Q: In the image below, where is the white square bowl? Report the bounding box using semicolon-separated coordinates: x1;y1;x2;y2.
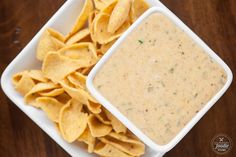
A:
1;0;232;157
86;6;233;157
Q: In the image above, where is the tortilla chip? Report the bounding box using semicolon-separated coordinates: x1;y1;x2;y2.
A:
104;110;126;133
47;28;65;42
36;97;64;122
101;0;118;14
24;82;59;107
94;13;130;44
28;70;49;83
94;142;132;157
14;72;35;96
39;88;64;97
67;72;87;89
58;42;98;62
59;99;87;142
95;109;111;125
37;29;65;61
99;132;145;156
130;0;149;23
78;126;96;153
66;28;90;45
99;39;116;54
88;114;112;137
67;0;94;37
108;0;131;33
42;52;95;82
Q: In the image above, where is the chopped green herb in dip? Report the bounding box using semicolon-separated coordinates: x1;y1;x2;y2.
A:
94;13;226;145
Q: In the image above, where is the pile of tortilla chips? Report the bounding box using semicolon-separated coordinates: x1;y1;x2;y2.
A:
12;0;149;156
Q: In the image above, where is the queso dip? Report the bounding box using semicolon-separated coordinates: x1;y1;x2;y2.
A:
93;13;227;145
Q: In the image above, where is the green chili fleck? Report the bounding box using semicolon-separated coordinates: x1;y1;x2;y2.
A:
138;40;144;44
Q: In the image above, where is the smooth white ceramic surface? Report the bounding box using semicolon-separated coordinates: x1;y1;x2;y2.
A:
86;6;233;157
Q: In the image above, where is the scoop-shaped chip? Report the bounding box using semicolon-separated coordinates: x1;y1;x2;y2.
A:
47;28;65;42
59;99;87;142
78;126;96;153
67;72;87;89
60;80;101;114
28;70;49;83
37;29;65;61
39;88;64;97
94;142;132;157
99;132;145;156
101;0;118;14
42;52;95;82
24;82;59;107
104;110;126;133
93;0;107;10
108;0;131;33
13;72;35;96
12;71;26;87
89;10;99;44
99;40;116;54
94;13;130;44
58;43;98;63
95;109;111;125
67;0;94;37
130;0;149;23
36;97;64;122
88;114;112;137
66;28;90;45
55;92;72;104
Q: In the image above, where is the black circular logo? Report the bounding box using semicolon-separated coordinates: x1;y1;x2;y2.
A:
211;134;232;155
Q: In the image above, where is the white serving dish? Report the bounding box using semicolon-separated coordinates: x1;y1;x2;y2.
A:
1;0;232;157
86;6;233;157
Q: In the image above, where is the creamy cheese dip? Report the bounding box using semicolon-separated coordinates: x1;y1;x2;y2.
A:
93;13;227;145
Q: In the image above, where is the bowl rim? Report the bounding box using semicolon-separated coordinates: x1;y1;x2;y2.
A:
86;6;233;152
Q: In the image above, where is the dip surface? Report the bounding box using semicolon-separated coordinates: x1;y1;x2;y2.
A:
93;13;227;145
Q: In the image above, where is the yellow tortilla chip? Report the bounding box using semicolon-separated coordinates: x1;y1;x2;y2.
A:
36;97;64;122
108;0;131;33
101;0;118;14
39;88;64;97
47;28;65;42
55;92;72;104
95;109;111;125
67;72;87;89
28;70;49;83
93;0;106;10
99;132;145;156
14;72;35;96
67;0;93;37
37;29;65;61
99;40;116;54
42;52;95;82
66;28;90;45
104;110;126;133
24;82;59;107
58;42;98;62
78;126;96;153
88;114;112;137
130;0;149;23
60;80;101;114
94;13;130;44
94;142;132;157
59;99;87;142
12;71;26;87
